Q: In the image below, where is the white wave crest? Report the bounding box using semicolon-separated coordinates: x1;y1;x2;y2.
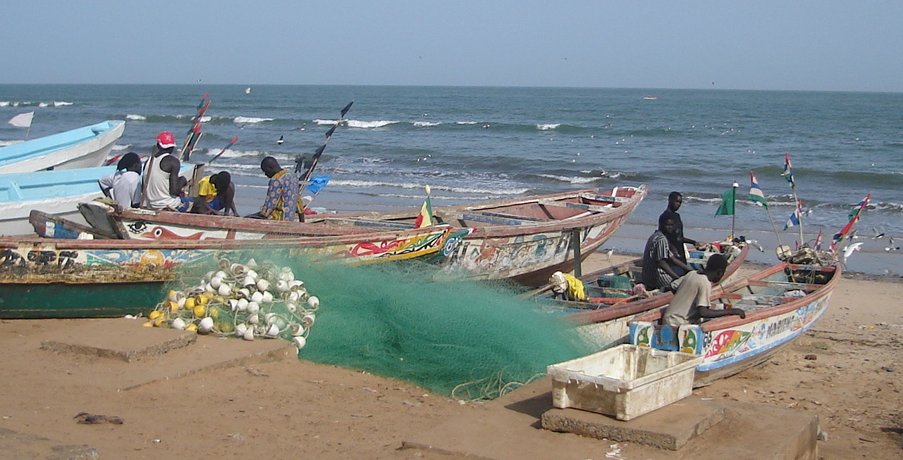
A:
331;179;528;195
537;123;560;130
199;116;211;123
537;174;600;184
414;121;441;127
0;102;8;107
111;144;130;151
455;121;478;125
126;114;146;121
234;116;274;124
204;148;263;159
346;120;398;129
38;102;49;108
53;101;73;107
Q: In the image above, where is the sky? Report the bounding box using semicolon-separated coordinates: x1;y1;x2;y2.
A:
2;1;902;92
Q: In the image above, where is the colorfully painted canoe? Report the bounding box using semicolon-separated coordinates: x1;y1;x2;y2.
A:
0;120;125;173
79;185;647;286
530;240;749;350
628;262;840;387
0;226;453;319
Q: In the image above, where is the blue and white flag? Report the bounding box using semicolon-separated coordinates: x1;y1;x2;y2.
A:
781;152;794;185
784;200;801;230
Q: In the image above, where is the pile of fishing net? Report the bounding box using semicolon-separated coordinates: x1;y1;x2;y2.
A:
153;249;595;400
146;256;318;350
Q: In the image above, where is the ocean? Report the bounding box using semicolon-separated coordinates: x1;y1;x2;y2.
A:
1;84;900;276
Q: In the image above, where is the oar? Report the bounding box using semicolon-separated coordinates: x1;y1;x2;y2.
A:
206;136;239;166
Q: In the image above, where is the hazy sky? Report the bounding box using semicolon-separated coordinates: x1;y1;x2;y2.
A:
3;1;901;92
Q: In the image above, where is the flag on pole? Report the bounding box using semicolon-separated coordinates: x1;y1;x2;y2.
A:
784;200;802;230
814;229;823;251
414;185;434;228
306;175;330;195
748;171;768;208
414;195;434;228
831;193;870;251
714;187;736;216
781;152;794;185
8;111;34;128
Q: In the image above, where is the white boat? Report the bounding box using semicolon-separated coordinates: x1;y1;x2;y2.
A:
1;162;196;236
0;120;125;173
0;166;116;235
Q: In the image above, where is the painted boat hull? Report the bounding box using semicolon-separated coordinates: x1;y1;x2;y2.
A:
628;262;840;387
0;227;453;319
80;185;647;286
529;242;749;350
0;120;125;173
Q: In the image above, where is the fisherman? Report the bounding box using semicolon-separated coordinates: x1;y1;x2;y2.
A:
99;152;142;209
642;214;696;291
253;156;299;220
661;253;745;326
195;171;238;216
660;191;698;265
142;131;195;212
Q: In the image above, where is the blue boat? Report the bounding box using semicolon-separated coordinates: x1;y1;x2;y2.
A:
0;120;125;174
1;162;198;236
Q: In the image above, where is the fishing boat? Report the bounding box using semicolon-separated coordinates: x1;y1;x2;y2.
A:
628;261;840;386
75;186;646;286
0;120;125;173
532;240;749;350
0;224;454;319
0;166;119;236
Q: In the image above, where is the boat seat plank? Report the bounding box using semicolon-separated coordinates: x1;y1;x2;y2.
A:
473;210;545;222
578;192;630;204
541;201;615;213
459;212;534;226
748;280;820;291
328;218;414;230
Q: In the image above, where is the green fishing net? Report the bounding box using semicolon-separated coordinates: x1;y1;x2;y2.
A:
163;249;594;400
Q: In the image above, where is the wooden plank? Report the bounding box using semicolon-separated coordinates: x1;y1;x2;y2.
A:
460;212;529;226
476;210;544;222
748;279;819;291
331;218;414;230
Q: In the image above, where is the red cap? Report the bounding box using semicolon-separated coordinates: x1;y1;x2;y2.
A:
156;131;176;149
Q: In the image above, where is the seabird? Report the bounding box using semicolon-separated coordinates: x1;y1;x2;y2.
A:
843;242;864;264
277;135;284;145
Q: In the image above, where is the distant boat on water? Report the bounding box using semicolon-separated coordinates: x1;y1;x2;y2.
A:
642;96;657;100
245;87;252;95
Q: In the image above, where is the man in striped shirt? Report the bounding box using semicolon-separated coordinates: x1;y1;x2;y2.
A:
641;214;696;291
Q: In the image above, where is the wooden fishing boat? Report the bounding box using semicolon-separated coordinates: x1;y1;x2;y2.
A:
0;120;125;173
78;186;647;286
0;166;117;236
0;225;454;319
628;262;840;386
2;163;198;236
531;240;749;350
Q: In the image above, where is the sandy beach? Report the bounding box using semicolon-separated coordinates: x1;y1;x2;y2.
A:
0;253;900;459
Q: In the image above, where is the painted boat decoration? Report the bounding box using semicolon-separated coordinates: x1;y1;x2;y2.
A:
530;241;749;350
324;186;648;286
0;120;125;173
0;224;454;319
628;262;840;386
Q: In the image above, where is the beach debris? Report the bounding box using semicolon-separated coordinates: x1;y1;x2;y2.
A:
804;354;817;361
144;257;319;351
74;412;124;425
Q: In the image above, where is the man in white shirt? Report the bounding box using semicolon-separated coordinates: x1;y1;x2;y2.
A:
99;152;142;209
662;254;746;327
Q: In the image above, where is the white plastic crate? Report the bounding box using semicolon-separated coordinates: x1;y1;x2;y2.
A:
547;344;702;421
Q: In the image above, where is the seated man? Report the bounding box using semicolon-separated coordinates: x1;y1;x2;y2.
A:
195;171;238;216
142;131;195;212
642;214;696;291
660;191;698;265
99;152;142;209
661;254;745;327
254;156;299;221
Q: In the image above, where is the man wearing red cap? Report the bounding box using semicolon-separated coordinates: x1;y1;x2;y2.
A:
142;131;194;211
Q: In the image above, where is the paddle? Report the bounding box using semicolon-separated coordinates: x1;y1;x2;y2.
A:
180;94;211;161
206;136;239;166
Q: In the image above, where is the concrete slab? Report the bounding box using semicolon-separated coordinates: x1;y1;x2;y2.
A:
26;318;296;391
40;318;196;362
402;377;819;460
541;396;725;450
0;427;97;460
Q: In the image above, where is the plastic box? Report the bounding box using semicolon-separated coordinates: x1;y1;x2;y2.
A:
547;344;702;421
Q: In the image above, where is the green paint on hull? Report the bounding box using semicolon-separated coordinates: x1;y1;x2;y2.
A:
0;281;167;319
